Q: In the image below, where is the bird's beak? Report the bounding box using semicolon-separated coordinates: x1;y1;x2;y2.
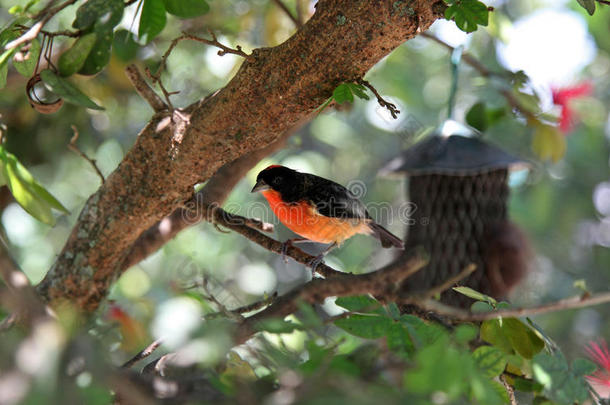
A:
251;179;270;193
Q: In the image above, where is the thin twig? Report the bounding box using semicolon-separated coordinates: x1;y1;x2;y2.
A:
202;204;346;279
272;0;302;27
418;291;610;322
121;338;164;369
16;25;82;38
125;64;167;112
596;0;610;4
421;263;476;299
68;126;105;184
152;31;248;82
500;374;518;405
420;32;537;122
357;79;400;119
201;277;244;321
7;0;79;50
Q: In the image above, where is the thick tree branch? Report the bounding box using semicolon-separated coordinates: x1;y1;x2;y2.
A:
37;0;446;312
234;251;427;344
120;125;295;271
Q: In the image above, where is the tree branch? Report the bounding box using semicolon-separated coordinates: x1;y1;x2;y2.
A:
234;251;428;344
125;64;167;112
357;78;400;119
272;0;302;27
420;31;537;121
69;125;105;184
37;0;446;312
417;292;610;321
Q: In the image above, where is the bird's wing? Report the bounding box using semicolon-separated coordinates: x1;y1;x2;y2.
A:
304;175;370;220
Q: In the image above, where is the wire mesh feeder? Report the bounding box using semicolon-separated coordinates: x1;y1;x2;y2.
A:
383;133;532;307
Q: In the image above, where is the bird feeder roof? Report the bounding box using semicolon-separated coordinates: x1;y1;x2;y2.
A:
382;134;529;176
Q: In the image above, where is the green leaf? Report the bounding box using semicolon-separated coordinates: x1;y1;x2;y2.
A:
453;286;497;305
480;320;513;353
162;0;209;18
513;377;544;393
73;0;124;30
255;318;303;334
13;38;41;77
454;324;478;344
58;33;97;77
346;83;370;100
0;148;68;225
532;352;593;404
139;0;167;44
386;302;401;320
472;346;507;378
400;315;447;347
466;101;488;132
576;0;596;15
502;318;544;359
471;301;494;313
39;69;104;110
113;29;139;62
78;30;113;76
386;322;415;357
335;314;392;339
445;0;489;33
0;48;17;89
335;295;381;313
332;83;354;104
572;358;596;377
532;123;566;163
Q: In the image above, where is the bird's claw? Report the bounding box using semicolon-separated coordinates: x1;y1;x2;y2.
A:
308;254;325;273
280;240;292;264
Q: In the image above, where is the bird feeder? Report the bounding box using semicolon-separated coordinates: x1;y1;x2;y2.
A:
383;129;531;307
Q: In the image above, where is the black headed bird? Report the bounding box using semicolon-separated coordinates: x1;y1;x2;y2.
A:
251;165;403;267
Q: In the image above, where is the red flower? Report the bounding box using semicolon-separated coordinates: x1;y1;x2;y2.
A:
585;339;610;398
551;82;592;134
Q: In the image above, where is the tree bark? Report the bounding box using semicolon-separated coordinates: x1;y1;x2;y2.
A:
36;0;445;312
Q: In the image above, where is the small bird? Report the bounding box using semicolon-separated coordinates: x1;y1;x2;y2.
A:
251;165;403;267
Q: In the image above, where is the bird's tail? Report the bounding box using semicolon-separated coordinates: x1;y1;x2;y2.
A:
368;222;404;249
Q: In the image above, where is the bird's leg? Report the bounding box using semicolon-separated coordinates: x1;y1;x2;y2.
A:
281;238;310;263
309;242;337;273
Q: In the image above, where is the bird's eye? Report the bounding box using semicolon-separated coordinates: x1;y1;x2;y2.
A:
273;177;282;185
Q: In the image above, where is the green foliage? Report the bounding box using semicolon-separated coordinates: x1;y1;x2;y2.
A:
73;0;124;31
13;37;40;77
454;286;498;306
317;82;370;113
533;352;595;404
532;123;566;163
139;0;167;44
77;30;113;76
465;101;506;132
39;69;104;110
444;0;489;32
58;33;97;77
162;0;210;18
576;0;596;15
0;146;68;225
113;29;139;62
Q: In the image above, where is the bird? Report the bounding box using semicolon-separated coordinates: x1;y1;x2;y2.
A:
251;165;403;268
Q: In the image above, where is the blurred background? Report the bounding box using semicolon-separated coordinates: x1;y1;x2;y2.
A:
0;0;609;391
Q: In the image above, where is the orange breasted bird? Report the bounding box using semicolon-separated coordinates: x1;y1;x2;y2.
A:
251;165;403;267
